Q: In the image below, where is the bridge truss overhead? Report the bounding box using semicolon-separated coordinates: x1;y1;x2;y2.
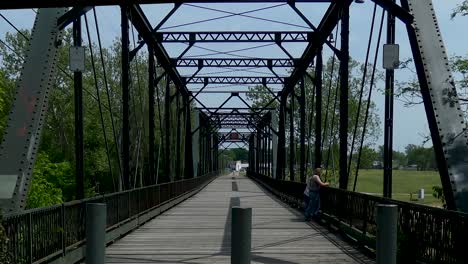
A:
0;0;467;214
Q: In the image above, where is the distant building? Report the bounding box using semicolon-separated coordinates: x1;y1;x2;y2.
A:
235;160;249;171
372;161;383;169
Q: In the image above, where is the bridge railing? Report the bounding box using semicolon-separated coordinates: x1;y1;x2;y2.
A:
3;171;221;264
248;172;468;264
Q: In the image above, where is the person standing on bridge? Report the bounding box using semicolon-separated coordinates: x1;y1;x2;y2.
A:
304;168;329;221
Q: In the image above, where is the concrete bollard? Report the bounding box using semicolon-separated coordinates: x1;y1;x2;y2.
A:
231;207;252;264
86;203;107;264
376;204;398;264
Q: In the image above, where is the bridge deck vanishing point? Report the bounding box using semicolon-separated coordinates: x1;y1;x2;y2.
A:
105;174;375;264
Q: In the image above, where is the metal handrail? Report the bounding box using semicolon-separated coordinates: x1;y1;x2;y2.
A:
248;172;468;264
3;171;221;263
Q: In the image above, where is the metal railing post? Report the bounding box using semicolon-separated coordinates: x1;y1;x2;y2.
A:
28;212;33;263
86;203;106;264
376;204;398;264
61;204;66;257
231;207;252;264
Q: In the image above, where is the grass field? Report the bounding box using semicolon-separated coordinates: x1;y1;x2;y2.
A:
333;169;443;207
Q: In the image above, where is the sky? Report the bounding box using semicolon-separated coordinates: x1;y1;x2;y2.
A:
0;0;467;151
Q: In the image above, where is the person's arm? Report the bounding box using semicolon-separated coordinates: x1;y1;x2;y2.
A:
314;175;329;187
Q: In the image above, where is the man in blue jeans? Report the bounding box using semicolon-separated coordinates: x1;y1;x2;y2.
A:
304;168;329;221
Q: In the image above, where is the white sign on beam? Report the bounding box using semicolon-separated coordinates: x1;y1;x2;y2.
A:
69;46;85;72
383;44;399;70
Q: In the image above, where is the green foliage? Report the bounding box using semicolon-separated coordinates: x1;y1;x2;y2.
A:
0;71;12;142
432;185;446;208
26;152;72;208
355;146;379;169
0;25;191;205
0;214;11;264
405;144;436;171
397;55;468;115
225;148;249;162
451;0;468;18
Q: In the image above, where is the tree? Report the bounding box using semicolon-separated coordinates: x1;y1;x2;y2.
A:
226;148;249;161
0;70;15;142
405;144;436;171
452;1;468;18
397;9;468;116
392;150;407;168
356;146;379;169
0;25;198;206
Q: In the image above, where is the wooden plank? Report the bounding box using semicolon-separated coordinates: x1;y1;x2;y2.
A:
106;174;375;263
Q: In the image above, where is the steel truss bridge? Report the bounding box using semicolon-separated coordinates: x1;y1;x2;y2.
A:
0;0;467;263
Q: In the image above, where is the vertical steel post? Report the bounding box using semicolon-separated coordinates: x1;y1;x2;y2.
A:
260;132;263;174
86;203;106;264
164;76;171;182
300;77;306;183
268;127;271;177
376;204;398;264
231;207;252;264
263;131;267;176
256;131;260;174
61;204;65;256
198;128;202;176
315;48;323;168
289;95;295;181
148;47;156;185
73;18;84;199
28;212;32;262
383;3;396;198
339;4;349;190
276;95;286;180
121;6;130;190
176;92;181;180
184;97;194;179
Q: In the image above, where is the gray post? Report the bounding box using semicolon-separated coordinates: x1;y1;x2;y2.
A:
231;207;252;264
376;204;398;264
86;203;107;264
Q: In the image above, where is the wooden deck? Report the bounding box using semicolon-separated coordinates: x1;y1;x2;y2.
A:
106;174;375;263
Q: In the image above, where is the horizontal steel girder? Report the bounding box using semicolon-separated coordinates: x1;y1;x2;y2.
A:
173;58;299;68
0;0;333;9
184;76;285;84
157;31;312;42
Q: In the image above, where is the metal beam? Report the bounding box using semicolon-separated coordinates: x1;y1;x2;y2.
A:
129;5;189;96
1;0;333;9
57;6;92;30
276;96;287;180
339;3;349;190
163;75;172;183
121;6;131;190
157;31;313;43
148;47;156;184
371;0;413;24
289;94;295;182
314;48;322;168
73;18;84;199
196;107;274;111
184;76;285;84
190;90;281;94
184;96;194;178
281;1;349;98
300;77;306;183
383;0;396;199
401;0;468;212
0;8;67;212
173;58;298;68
